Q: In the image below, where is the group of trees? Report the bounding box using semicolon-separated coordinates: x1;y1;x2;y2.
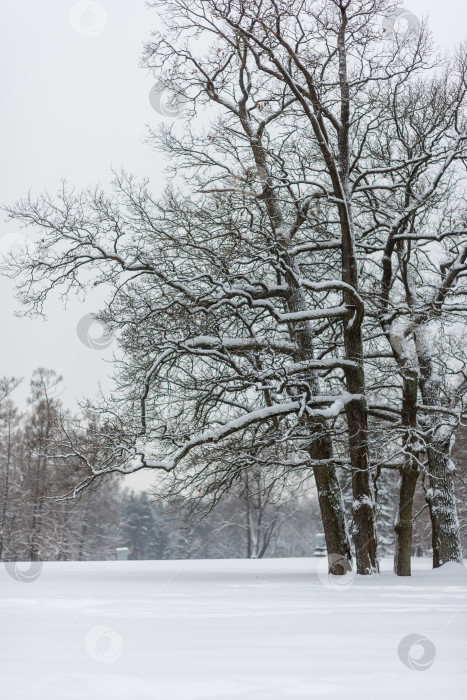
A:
121;489;321;560
0;371;119;561
3;0;467;574
0;371;324;561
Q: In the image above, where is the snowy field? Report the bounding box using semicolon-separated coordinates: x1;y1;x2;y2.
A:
1;557;466;700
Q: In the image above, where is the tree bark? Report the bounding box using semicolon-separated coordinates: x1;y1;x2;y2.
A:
394;368;420;576
338;206;378;574
394;466;419;575
417;342;462;567
426;433;463;567
310;426;352;574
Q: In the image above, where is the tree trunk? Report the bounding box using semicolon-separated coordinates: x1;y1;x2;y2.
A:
394;466;419;575
313;463;352;573
345;382;378;574
339;217;378;574
309;422;352;574
426;435;463;567
417;341;462;567
394;368;420;576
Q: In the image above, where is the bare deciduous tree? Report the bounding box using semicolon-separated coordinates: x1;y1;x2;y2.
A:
3;0;467;575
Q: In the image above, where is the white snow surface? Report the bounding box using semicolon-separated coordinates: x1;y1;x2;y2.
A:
1;557;466;699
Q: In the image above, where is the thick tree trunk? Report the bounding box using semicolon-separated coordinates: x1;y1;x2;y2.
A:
417;342;462;567
309;421;352;574
338;241;378;573
394;466;419;575
394;369;420;576
344;382;378;574
426;436;463;567
339;224;378;574
313;465;352;573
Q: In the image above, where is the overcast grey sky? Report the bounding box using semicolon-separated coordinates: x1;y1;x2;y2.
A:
1;0;160;409
1;0;466;490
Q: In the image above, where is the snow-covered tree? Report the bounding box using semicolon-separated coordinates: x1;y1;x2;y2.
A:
3;0;467;576
0;371;122;562
0;396;22;560
119;491;169;560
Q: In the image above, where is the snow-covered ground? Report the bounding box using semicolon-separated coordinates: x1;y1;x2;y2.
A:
1;557;466;699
